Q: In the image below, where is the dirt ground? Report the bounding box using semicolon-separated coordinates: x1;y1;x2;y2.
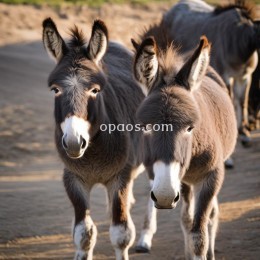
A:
0;2;259;260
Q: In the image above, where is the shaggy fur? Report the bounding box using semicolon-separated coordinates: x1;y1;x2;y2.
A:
133;35;237;259
43;18;144;260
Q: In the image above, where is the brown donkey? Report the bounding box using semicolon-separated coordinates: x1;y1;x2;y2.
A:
42;18;145;260
132;36;237;259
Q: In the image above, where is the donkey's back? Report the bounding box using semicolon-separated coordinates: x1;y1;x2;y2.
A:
164;0;214;52
104;42;144;123
105;42;134;89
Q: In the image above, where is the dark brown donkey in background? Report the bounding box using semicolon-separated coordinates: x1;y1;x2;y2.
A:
42;18;145;260
161;0;260;148
132;36;237;259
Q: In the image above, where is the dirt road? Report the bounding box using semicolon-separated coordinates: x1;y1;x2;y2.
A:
0;2;259;260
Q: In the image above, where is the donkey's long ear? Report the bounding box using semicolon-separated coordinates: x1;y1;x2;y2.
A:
42;18;67;62
175;36;211;91
133;37;159;95
87;20;108;64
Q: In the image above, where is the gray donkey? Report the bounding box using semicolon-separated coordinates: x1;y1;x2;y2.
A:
132;36;237;259
42;18;145;260
161;0;260;147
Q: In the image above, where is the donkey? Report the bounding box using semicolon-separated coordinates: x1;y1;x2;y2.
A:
160;0;260;146
42;18;145;260
132;36;237;259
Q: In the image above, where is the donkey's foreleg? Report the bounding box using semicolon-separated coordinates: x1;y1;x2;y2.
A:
107;175;136;260
188;169;224;260
136;179;157;253
63;169;97;260
207;197;219;260
180;183;194;260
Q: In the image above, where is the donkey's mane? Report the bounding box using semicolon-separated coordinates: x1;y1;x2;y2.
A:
140;21;169;51
214;0;255;20
68;25;87;48
158;45;183;80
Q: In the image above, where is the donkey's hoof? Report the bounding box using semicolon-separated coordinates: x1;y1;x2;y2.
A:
74;250;87;260
224;158;234;169
135;245;150;253
241;135;252;148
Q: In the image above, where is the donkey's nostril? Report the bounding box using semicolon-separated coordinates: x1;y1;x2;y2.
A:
62;135;68;149
151;191;157;202
174;192;180;203
80;136;87;149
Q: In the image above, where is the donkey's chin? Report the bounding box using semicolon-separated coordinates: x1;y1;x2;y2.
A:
154;202;177;210
66;150;86;159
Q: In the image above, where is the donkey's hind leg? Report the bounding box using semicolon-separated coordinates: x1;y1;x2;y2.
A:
207;196;219;260
234;76;252;147
63;169;97;260
180;183;194;260
136;167;157;253
107;168;136;260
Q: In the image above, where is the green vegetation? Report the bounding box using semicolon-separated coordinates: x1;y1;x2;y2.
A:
0;0;259;6
0;0;161;5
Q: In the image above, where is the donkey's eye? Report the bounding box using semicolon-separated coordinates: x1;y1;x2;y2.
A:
91;88;100;95
51;87;60;95
187;126;194;132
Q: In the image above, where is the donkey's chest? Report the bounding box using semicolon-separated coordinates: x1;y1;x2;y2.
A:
64;157;124;185
182;144;219;184
183;162;213;184
60;142;130;185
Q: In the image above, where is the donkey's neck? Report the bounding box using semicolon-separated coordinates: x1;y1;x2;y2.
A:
91;81;133;142
232;24;256;64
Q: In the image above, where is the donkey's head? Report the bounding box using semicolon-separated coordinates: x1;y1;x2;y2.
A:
133;36;211;209
43;18;108;159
